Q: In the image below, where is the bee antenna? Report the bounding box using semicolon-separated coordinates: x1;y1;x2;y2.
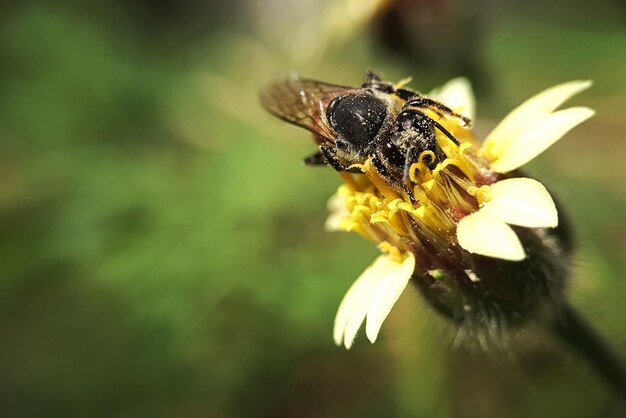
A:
402;108;463;146
430;119;461;146
405;97;472;127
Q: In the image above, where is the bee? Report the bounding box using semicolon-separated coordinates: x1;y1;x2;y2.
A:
260;70;470;190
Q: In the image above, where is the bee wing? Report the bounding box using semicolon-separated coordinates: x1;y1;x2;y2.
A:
260;77;356;142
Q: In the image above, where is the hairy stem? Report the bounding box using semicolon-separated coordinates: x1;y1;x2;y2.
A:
550;303;626;398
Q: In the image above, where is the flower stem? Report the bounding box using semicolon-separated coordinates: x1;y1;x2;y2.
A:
550;303;626;398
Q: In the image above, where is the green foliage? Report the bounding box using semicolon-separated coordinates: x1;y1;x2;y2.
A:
0;1;624;417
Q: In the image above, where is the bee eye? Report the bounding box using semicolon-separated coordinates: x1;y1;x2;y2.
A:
327;94;387;147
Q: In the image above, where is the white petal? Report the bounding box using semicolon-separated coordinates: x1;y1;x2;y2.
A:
484;80;592;159
481;178;558;228
490;107;594;173
325;191;350;231
457;211;526;261
365;252;415;343
429;77;476;121
333;256;387;348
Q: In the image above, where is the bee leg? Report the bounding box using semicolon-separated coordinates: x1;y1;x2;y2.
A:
372;153;416;203
405;97;471;127
371;154;398;187
364;69;382;84
319;145;361;173
371;153;388;176
303;150;328;166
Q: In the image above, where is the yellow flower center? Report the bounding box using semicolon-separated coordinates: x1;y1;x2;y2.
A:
332;113;493;254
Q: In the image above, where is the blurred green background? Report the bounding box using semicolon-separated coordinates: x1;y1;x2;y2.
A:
0;0;625;417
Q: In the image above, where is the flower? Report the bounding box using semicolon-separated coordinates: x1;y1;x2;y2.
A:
329;78;594;348
333;243;415;349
